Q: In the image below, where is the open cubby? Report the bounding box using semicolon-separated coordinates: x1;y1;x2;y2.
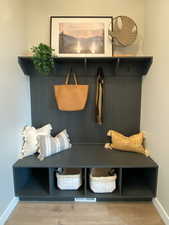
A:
122;168;158;198
14;168;49;198
13;56;158;201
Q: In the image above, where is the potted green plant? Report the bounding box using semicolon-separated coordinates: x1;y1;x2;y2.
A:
31;43;54;75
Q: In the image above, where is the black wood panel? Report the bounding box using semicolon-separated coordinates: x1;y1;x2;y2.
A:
13;168;31;195
30;73;142;143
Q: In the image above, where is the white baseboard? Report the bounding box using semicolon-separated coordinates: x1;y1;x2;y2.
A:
0;197;19;225
153;198;169;225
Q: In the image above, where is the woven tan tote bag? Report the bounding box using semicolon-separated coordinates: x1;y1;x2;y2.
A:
54;72;89;111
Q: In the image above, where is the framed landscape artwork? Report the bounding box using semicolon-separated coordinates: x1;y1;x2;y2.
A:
50;16;113;57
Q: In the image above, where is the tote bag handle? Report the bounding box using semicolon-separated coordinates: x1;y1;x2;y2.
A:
65;69;78;85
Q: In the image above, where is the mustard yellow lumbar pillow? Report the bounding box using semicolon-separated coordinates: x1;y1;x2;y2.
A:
105;130;150;157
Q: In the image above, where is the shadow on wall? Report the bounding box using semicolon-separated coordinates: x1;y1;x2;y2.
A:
114;34;144;56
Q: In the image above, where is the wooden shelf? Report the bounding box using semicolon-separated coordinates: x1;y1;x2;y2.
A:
14;144;158;168
18;56;153;77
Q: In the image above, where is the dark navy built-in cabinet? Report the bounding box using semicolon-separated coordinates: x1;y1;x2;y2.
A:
13;56;158;201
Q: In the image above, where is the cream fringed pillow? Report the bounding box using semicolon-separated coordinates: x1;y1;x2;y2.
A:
105;130;150;156
19;124;52;159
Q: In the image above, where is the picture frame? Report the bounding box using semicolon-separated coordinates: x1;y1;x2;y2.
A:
50;16;113;57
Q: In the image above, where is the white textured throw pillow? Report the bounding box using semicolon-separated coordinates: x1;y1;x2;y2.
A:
37;124;52;136
19;124;52;159
38;129;72;161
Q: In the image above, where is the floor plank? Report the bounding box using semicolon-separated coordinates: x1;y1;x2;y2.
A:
5;202;164;225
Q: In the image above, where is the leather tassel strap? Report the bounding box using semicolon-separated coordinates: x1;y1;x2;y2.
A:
95;67;104;125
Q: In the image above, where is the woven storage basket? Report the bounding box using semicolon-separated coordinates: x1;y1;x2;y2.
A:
90;168;117;193
56;168;82;190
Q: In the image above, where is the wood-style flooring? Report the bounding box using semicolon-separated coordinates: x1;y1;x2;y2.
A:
5;202;164;225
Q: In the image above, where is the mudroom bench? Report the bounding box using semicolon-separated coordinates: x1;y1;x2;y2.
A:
13;144;158;201
13;56;158;202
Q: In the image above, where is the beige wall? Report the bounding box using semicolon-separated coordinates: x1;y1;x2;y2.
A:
25;0;145;56
142;0;169;216
0;0;31;218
